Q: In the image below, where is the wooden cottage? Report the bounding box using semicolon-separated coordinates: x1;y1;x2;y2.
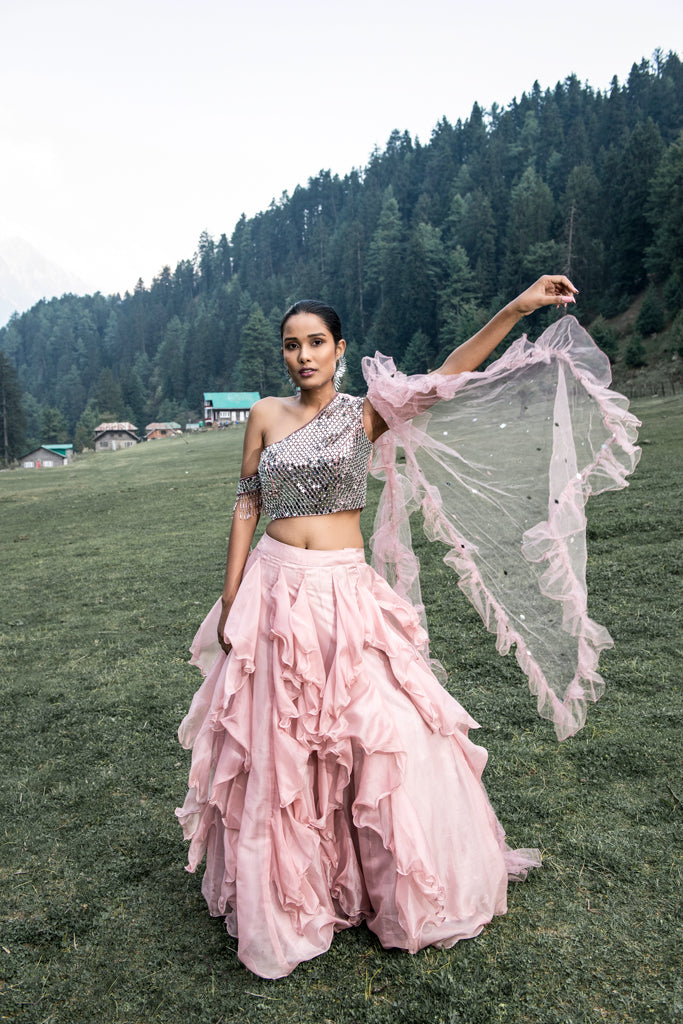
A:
20;444;73;468
94;422;139;451
145;422;182;440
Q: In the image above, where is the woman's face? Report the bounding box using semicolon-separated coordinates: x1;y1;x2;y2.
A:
281;312;345;391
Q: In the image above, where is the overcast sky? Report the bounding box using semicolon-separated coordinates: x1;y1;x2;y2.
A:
1;0;681;297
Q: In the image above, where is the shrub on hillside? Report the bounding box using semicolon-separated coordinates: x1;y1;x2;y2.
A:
625;333;648;368
636;286;666;335
589;316;619;363
663;271;683;314
669;309;683;358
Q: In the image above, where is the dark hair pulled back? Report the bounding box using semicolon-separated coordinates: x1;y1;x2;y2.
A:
280;300;343;345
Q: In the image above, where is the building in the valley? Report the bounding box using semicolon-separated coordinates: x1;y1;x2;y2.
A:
94;422;139;451
145;422;182;440
20;444;74;468
203;392;260;426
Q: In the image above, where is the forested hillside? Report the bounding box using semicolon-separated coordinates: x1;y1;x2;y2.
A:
1;50;682;457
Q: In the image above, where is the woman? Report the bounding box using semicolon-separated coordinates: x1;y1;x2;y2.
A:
176;276;639;978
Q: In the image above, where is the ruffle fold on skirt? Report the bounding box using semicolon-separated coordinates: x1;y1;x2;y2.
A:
175;534;540;979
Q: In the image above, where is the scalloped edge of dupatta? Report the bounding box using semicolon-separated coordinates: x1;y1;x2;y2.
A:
362;316;641;740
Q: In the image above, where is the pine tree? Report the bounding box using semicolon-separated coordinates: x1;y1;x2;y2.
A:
0;352;26;464
609;119;665;294
669;309;683;357
21;394;43;451
400;330;433;374
439;246;480;349
154;317;187;402
562;164;605;297
636;286;666;335
401;222;445;346
96;369;125;421
458;190;498;299
196;230;216;293
42;406;69;444
235;305;282;396
625;333;647;367
120;367;147;429
216;233;232;284
646;132;683;310
55;366;86;434
589;316;619;363
366;187;403;310
73;401;100;452
504;167;556;293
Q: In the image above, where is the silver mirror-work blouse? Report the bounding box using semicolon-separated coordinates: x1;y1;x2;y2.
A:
234;394;373;521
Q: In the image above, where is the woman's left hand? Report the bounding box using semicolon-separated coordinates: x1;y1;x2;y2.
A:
217;598;234;656
511;275;578;317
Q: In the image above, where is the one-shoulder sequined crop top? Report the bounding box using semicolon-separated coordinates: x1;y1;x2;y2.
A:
233;394;373;521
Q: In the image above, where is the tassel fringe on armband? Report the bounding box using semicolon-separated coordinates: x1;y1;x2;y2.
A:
233;474;262;520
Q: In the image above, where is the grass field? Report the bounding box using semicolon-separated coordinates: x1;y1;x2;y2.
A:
1;397;681;1024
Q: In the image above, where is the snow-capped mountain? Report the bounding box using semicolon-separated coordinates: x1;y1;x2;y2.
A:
0;238;91;326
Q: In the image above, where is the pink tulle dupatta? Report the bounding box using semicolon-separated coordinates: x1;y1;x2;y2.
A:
363;315;641;740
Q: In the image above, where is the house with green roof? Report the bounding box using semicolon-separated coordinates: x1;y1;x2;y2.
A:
20;444;73;469
203;392;260;426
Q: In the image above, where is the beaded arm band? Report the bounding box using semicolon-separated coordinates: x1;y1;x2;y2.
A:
233;473;263;520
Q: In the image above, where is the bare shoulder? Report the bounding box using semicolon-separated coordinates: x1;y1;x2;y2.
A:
249;395;282;416
248;394;303;445
247;396;289;428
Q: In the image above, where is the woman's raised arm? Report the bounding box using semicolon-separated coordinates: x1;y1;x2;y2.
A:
363;275;578;442
434;275;577;376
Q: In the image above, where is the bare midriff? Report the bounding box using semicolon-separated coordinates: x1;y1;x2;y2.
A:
265;508;364;550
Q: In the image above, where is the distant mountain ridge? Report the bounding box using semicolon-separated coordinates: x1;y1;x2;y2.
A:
0;238;90;326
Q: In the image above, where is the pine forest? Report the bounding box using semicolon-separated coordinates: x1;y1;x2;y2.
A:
1;50;682;461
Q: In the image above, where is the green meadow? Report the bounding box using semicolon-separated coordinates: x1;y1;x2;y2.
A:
1;397;680;1024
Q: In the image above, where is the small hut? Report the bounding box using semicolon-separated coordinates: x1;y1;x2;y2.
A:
94;422;139;450
145;422;182;440
20;444;73;468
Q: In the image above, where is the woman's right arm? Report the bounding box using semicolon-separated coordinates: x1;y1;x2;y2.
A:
216;402;268;654
363;275;578;442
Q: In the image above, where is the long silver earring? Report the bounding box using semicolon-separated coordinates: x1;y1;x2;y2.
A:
333;353;347;391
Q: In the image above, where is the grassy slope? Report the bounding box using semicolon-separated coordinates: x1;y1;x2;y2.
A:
0;400;680;1024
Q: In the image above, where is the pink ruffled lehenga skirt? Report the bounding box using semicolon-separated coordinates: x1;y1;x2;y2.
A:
175;533;540;979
